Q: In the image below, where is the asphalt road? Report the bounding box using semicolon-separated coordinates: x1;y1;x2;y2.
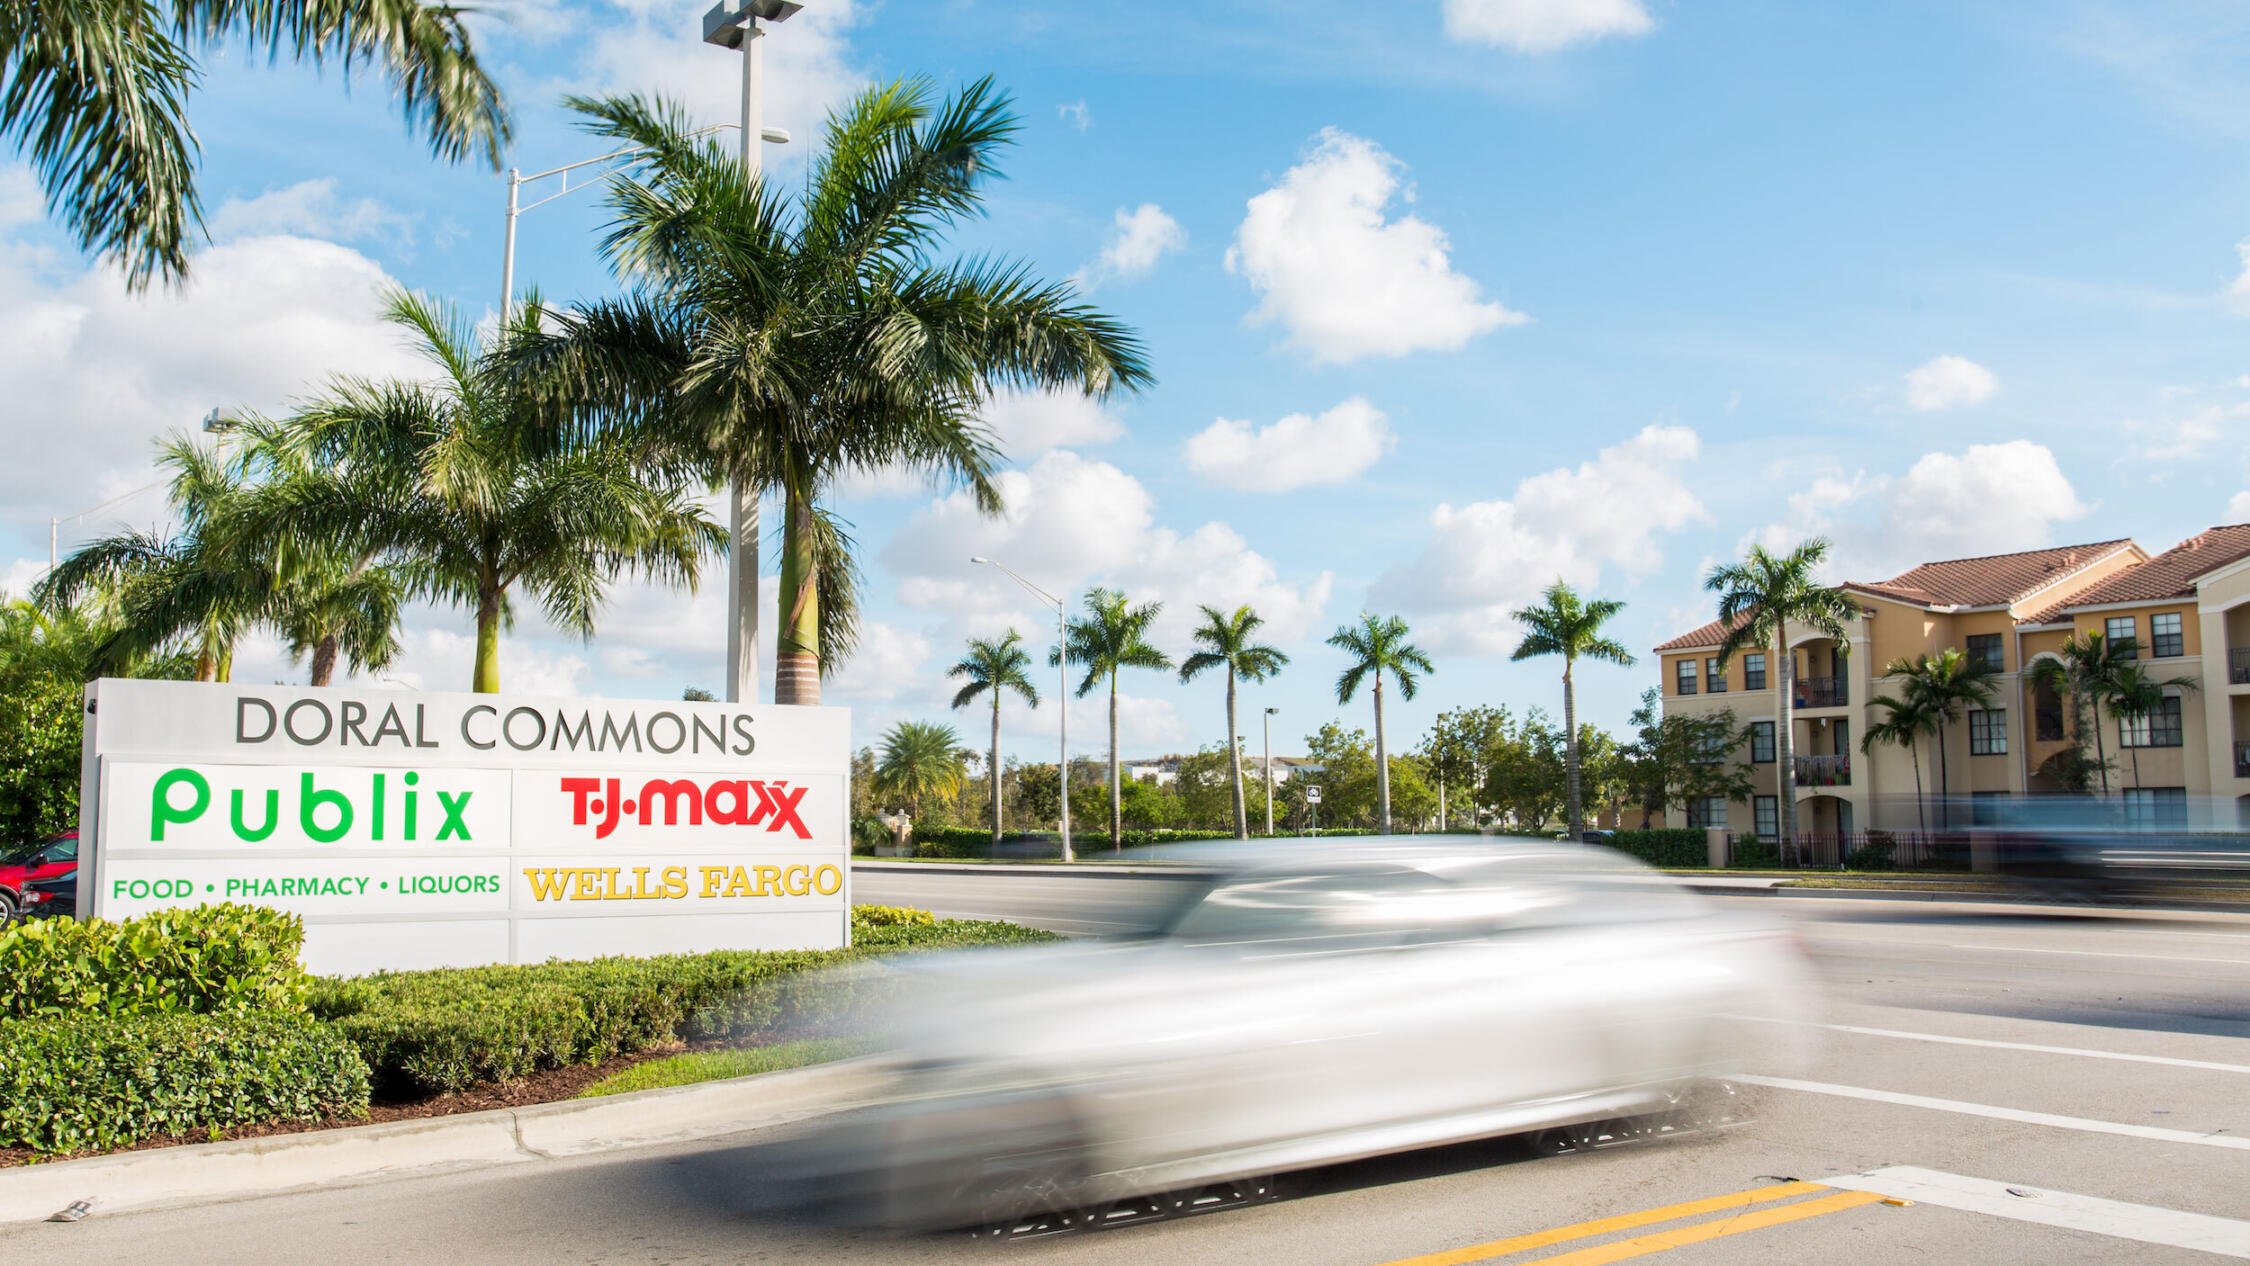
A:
10;868;2250;1265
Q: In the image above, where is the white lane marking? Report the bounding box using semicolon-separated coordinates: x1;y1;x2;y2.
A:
1736;1076;2250;1150
1823;1166;2250;1258
1743;1017;2250;1074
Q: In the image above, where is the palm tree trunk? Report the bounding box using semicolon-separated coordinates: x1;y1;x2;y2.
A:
1911;737;1925;834
990;695;1003;847
1108;671;1122;852
774;485;821;706
1226;667;1247;839
1563;659;1583;840
1934;722;1950;830
194;650;218;683
1374;672;1392;832
1775;626;1797;853
310;634;339;688
473;586;502;694
215;642;233;684
2090;697;2110;797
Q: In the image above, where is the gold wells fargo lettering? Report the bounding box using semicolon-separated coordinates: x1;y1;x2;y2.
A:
519;864;841;902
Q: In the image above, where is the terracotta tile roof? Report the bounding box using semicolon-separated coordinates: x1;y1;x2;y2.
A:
2027;524;2250;621
1861;539;2136;610
1654;612;1751;652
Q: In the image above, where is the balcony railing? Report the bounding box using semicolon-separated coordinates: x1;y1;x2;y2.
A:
1794;675;1847;708
2232;647;2250;685
1794;754;1851;787
2237;741;2250;779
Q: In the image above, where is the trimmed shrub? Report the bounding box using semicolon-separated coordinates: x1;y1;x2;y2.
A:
1604;829;1709;869
1845;830;1898;871
850;904;935;929
1730;837;1781;868
0;1010;370;1154
0;903;309;1021
912;826;991;859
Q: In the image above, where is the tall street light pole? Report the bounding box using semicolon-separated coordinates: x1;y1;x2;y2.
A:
1263;706;1278;837
972;557;1071;863
705;0;802;705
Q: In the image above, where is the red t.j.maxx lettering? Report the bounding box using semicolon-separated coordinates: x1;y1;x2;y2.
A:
558;777;811;840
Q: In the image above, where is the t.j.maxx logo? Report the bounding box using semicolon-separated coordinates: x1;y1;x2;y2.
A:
562;777;811;841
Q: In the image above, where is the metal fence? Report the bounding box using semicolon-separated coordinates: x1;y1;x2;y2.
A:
1724;829;1968;870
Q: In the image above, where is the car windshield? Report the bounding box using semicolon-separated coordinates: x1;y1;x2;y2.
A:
1;835;72;866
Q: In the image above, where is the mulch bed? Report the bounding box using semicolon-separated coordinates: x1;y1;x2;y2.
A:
0;1042;698;1169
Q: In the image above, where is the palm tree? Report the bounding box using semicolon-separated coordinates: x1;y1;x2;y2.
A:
1707;539;1861;848
1328;613;1434;832
1880;649;1998;829
502;81;1151;706
949;630;1041;847
1;0;508;289
1056;588;1172;850
2028;631;2133;797
2106;661;2199;790
1179;604;1290;840
247;290;722;692
874;720;971;821
1861;690;1937;833
1510;580;1635;841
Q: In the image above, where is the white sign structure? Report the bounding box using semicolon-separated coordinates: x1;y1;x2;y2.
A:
78;680;850;975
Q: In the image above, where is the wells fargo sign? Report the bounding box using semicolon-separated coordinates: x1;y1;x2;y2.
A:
79;680;850;974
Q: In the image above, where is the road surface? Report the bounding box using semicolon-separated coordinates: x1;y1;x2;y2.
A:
8;868;2249;1264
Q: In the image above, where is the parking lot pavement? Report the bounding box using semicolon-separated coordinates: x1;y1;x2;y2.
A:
7;884;2248;1265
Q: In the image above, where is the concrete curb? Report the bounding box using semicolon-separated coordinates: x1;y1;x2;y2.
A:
0;1059;883;1226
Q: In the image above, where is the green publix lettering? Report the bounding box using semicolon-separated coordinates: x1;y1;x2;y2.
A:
151;768;474;843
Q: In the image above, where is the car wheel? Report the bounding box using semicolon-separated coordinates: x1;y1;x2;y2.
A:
0;892;17;928
955;1149;1091;1242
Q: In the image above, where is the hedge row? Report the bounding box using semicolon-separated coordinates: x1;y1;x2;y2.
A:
0;903;308;1021
0;1010;369;1154
1602;829;1710;868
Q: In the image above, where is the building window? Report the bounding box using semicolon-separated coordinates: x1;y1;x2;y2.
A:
1754;795;1779;840
1968;708;2007;756
2034;679;2065;742
2106;616;2138;659
1743;652;1767;691
2151;612;2183;658
1686;796;1728;829
1965;633;2004;673
2122;787;2188;829
1749;721;1775;763
2119;696;2183;749
1691;730;1727;764
1705;656;1727;693
1675;659;1698;695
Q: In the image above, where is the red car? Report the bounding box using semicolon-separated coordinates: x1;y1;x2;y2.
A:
0;832;77;926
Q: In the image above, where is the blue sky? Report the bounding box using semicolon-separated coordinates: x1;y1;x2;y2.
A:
8;0;2250;762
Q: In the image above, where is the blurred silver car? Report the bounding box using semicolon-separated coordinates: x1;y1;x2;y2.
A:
778;840;1815;1234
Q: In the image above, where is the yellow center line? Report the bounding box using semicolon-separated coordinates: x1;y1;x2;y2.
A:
1373;1181;1831;1266
1516;1189;1890;1265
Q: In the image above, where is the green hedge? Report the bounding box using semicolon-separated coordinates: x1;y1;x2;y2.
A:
308;909;1057;1096
0;1010;369;1154
1603;829;1710;868
0;903;309;1020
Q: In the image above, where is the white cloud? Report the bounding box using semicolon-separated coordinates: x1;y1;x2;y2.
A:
1443;0;1655;52
1227;129;1525;364
1058;100;1092;131
882;449;1333;650
210;180;414;254
1073;203;1184;290
1743;441;2090;579
2230;489;2250;521
1182;396;1396;492
571;0;866;145
2229;241;2250;314
2131;401;2244;461
1903;354;1999;411
1372;425;1707;653
981;387;1125;455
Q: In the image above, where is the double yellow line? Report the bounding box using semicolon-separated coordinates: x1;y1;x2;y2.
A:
1378;1181;1894;1266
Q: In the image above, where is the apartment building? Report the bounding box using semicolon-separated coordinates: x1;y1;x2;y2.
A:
1653;525;2250;837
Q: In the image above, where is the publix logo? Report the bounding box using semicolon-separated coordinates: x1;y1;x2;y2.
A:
150;768;475;843
562;776;811;841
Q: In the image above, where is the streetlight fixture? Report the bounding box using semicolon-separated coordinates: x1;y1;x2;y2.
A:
705;0;802;706
1263;706;1278;837
971;556;1072;863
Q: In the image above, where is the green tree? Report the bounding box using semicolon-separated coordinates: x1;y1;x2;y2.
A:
2028;631;2132;798
254;290;722;692
2106;659;2198;791
1421;705;1510;830
1861;689;1937;832
507;81;1151;704
1056;587;1172;850
1327;612;1433;832
1302;721;1377;828
1879;648;1998;829
1510;580;1636;841
1;0;508;290
874;720;971;820
948;630;1041;847
1706;538;1860;845
1624;689;1753;830
1178;604;1289;840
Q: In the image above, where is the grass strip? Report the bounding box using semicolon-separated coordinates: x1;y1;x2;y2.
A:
576;1038;862;1098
